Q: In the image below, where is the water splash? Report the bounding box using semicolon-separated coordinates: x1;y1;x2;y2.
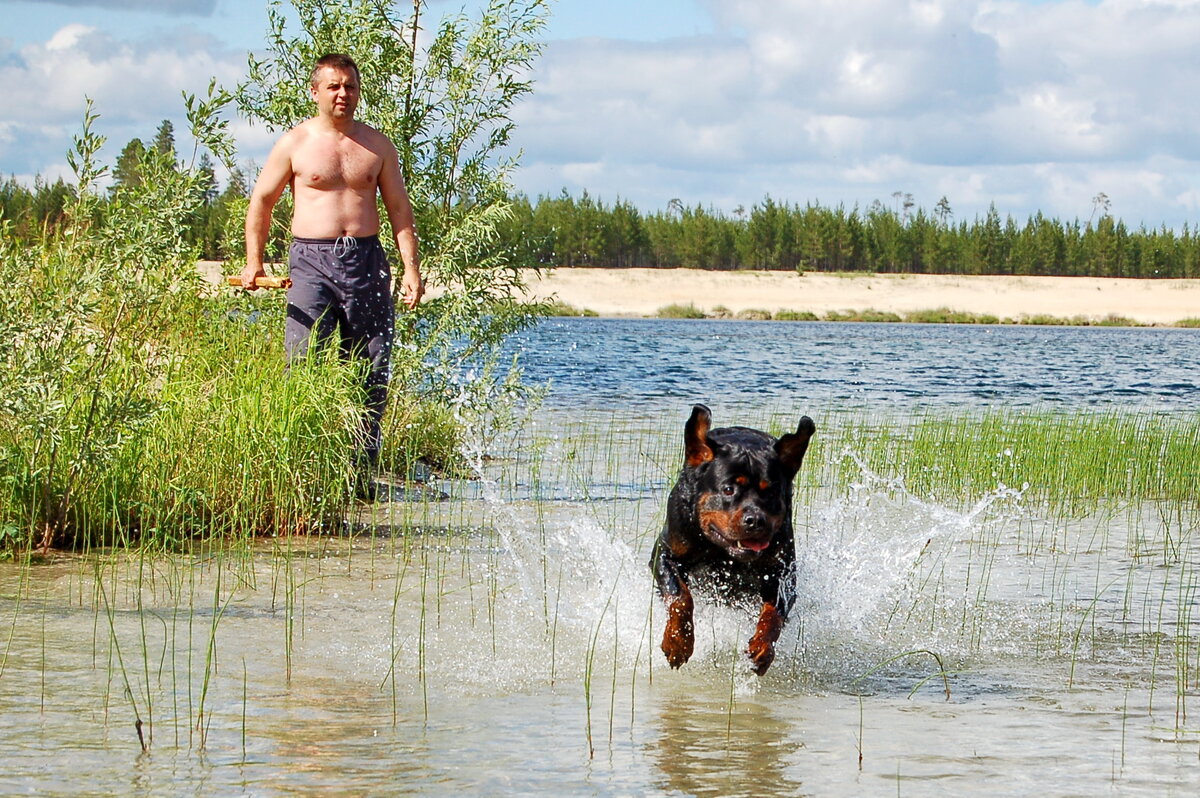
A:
433;436;1032;693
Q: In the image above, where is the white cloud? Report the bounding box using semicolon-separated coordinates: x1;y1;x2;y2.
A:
45;23;93;50
509;0;1200;226
0;23;245;179
6;0;1200;229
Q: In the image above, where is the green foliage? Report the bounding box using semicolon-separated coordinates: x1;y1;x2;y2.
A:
110;137;147;192
0;91;437;549
0;89;239;549
735;308;772;321
494;191;1200;278
131;298;376;543
826;409;1200;513
904;308;1000;325
824;309;903;323
538;299;598;317
0;176;74;238
773;310;819;321
655;303;707;319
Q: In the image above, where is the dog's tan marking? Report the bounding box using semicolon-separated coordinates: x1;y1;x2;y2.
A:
746;602;783;675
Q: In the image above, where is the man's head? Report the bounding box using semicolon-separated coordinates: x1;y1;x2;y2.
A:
310;53;361;121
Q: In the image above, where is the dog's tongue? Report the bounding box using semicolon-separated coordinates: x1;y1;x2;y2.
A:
740;538;771;552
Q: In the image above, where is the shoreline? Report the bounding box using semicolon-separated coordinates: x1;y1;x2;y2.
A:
516;268;1200;326
197;262;1200;326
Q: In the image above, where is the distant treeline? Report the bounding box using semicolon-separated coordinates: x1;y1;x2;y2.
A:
499;191;1200;278
1;120;256;262
6;127;1200;278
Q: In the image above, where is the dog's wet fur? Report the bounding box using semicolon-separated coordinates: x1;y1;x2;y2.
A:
650;404;815;675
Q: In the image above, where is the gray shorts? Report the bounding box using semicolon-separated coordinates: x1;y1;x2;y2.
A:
286;235;395;464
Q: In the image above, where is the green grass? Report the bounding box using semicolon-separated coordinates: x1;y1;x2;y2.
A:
642;305;1166;327
823;309;904;323
537;299;598;317
773;310;819;322
903;308;1000;325
735;308;773;321
655;303;707;319
814;408;1200;511
0;287;468;551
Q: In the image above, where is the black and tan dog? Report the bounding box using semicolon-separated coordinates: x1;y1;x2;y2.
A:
650;404;815;675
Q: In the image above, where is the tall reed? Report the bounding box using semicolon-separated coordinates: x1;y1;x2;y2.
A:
819;408;1200;512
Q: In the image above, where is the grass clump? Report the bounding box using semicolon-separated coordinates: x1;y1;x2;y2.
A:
824;309;903;323
774;310;819;321
735;308;772;321
904;308;999;325
825;408;1200;511
536;299;597;317
656;303;708;319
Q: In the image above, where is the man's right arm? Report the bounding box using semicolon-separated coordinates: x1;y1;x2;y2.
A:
241;135;295;289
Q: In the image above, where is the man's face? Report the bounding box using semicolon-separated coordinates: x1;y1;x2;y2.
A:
310;66;360;120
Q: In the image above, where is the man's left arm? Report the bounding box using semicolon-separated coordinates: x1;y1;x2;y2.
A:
378;139;423;310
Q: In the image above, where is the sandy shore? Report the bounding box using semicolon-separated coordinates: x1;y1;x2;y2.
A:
516;268;1200;326
198;262;1199;325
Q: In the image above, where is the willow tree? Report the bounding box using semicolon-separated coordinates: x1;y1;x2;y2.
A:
236;0;549;428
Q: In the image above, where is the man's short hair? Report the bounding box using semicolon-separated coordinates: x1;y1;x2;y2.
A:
311;53;360;87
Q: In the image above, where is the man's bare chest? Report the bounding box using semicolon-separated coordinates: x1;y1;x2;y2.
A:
293;139;382;192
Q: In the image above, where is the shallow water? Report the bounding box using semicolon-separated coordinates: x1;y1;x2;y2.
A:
3;321;1200;795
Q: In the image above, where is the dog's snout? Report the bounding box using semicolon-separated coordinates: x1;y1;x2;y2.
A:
742;509;762;530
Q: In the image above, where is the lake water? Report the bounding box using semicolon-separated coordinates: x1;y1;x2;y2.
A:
507;318;1200;411
2;320;1199;796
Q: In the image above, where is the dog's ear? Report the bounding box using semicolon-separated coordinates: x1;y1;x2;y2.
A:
684;404;714;467
775;416;815;478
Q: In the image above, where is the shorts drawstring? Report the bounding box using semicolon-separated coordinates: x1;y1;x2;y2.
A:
333;235;358;259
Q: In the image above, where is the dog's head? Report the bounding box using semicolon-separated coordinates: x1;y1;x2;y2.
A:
682;404;815;562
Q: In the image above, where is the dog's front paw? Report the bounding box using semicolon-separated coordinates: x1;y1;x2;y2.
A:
661;596;694;668
746;602;784;675
746;636;776;675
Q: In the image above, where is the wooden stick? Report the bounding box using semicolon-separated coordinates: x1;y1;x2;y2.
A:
226;275;293;289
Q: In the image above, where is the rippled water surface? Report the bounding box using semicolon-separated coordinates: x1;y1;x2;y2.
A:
507;318;1200;410
2;319;1199;796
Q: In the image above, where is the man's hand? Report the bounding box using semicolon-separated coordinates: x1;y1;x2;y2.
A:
400;270;424;310
240;263;266;291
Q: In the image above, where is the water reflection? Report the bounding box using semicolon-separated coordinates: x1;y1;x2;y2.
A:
649;691;807;798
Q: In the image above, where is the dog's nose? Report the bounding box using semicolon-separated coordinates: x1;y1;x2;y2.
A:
742;510;762;530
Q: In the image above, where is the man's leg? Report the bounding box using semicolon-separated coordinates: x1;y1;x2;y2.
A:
338;237;396;488
285;240;341;362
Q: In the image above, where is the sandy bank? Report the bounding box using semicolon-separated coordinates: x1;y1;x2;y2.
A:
517;268;1200;326
198;262;1200;325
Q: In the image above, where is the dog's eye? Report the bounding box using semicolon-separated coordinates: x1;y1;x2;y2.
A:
721;484;737;497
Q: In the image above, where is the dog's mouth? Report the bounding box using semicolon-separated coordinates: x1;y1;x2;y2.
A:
704;523;772;556
736;538;772;553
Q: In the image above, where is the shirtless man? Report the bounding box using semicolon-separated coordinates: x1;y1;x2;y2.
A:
243;53;423;497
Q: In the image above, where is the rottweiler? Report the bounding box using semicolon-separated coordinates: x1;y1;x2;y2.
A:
650;404;816;675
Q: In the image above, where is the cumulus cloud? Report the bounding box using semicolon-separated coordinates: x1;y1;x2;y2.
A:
5;0;1200;227
508;0;1200;226
0;22;244;179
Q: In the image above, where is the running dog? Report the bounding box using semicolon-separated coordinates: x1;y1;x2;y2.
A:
650;404;815;675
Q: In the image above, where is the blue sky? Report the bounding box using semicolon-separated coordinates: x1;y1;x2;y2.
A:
3;0;1198;228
